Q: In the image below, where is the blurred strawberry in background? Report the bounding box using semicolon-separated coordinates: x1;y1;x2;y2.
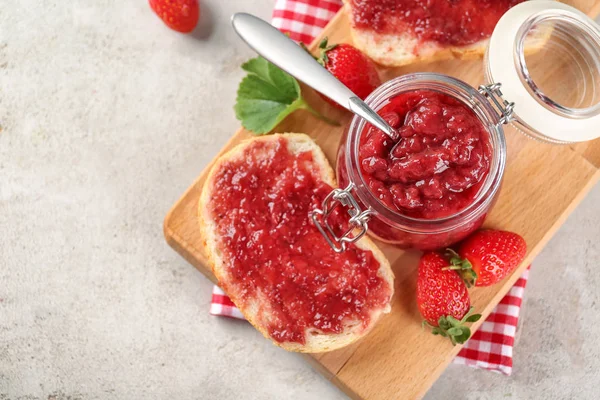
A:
149;0;200;33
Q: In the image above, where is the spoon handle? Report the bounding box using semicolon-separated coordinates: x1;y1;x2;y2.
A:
231;13;398;140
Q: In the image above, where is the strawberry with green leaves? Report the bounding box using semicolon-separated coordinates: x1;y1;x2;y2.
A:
417;252;481;345
446;230;527;287
311;38;381;108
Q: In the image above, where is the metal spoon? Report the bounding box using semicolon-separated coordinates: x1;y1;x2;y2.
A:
231;13;399;141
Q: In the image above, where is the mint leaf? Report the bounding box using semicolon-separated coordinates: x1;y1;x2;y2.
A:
235;56;338;135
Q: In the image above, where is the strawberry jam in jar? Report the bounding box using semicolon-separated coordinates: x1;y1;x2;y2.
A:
332;74;507;250
357;90;493;221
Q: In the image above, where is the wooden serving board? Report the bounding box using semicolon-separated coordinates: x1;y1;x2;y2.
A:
165;2;600;399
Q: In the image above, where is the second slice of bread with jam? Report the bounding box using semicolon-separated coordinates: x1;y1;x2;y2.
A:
342;0;549;67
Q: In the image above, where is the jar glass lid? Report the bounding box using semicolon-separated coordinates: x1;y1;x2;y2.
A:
486;0;600;143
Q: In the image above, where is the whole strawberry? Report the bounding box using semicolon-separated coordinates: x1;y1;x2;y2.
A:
448;230;527;287
314;38;381;108
417;252;481;345
149;0;200;33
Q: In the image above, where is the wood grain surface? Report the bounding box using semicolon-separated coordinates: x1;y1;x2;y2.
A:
164;2;600;399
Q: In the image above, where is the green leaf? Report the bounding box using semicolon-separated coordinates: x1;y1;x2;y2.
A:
235;56;337;135
455;327;472;344
447;327;463;336
438;317;451;330
425;309;479;346
443;248;478;286
241;57;300;103
444;248;473;270
461;269;478;288
445;248;461;262
466;314;482;323
241;57;269;81
460;306;477;323
446;316;461;327
235;57;301;134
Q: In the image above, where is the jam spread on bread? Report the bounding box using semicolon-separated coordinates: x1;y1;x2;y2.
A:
349;0;525;46
359;90;491;219
209;138;391;344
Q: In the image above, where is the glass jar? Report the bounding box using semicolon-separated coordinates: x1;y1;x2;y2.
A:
311;1;600;252
485;0;600;143
333;74;507;250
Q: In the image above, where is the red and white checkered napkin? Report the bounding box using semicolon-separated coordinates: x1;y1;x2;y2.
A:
210;0;531;376
452;267;529;375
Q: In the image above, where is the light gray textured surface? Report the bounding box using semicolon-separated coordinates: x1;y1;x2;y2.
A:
1;1;599;399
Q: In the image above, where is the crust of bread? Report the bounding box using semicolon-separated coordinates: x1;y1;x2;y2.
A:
341;0;551;67
198;133;394;353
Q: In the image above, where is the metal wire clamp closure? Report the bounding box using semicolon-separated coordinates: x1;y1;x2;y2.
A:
479;83;515;125
311;182;373;253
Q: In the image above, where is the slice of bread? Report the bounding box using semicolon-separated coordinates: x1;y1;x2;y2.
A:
342;0;549;67
198;133;394;353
